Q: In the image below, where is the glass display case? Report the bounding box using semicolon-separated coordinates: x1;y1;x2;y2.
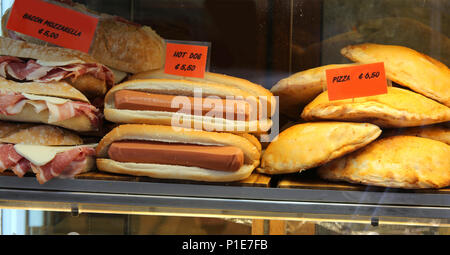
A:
0;0;449;235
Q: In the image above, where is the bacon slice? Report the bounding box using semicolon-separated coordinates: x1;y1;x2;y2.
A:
0;56;114;88
31;147;95;184
0;144;23;171
0;92;100;127
0;144;95;183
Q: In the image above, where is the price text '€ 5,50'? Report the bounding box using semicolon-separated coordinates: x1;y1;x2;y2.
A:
164;42;209;78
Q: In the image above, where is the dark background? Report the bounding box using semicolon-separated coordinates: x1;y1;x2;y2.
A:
74;0;449;89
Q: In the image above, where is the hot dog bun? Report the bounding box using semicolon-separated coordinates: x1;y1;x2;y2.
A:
96;124;261;182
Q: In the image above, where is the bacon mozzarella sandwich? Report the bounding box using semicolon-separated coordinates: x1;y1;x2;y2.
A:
0;37;115;97
96;124;261;182
0;77;100;132
0;121;96;184
104;78;274;133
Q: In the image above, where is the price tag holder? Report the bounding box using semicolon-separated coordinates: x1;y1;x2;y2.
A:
326;62;388;101
6;0;99;53
164;40;211;78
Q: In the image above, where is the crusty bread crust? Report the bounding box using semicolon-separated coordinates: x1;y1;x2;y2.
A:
341;43;450;107
301;87;450;128
0;36;97;64
0;104;96;132
318;136;450;189
0;77;89;103
0;122;83;145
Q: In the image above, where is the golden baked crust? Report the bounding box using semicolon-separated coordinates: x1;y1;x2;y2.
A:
0;122;83;145
0;77;89;103
383;124;450;145
301;87;450;127
131;69;275;116
271;64;355;118
258;122;381;174
341;43;450;107
318;136;450;189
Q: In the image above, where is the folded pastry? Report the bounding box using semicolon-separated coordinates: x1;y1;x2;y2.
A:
301;87;450;128
96;124;261;182
270;64;355;118
0;77;101;132
341;43;450;107
383;124;449;145
0;121;96;184
318;136;450;189
104;79;273;133
258;122;381;174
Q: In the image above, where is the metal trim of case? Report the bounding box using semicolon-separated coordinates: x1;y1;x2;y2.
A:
0;176;450;219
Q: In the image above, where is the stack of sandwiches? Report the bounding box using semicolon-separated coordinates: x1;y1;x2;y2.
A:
0;37;107;183
0;1;167;184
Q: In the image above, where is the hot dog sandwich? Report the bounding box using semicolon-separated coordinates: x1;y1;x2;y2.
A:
103;78;273;133
96;124;261;182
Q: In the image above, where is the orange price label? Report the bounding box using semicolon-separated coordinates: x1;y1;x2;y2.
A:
6;0;99;53
164;41;210;78
326;62;388;101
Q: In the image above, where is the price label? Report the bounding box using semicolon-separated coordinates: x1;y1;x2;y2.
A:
164;40;210;78
326;62;388;101
6;0;99;53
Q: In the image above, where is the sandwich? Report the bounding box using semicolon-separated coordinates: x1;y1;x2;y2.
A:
318;135;450;189
103;78;273;133
2;0;166;75
301;87;450;128
0;76;101;132
0;37;115;98
258;122;381;175
96;124;261;182
0;121;96;184
341;43;450;107
130;68;276;118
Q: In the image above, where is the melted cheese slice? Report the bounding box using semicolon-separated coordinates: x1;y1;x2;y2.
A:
13;144;97;166
22;93;69;105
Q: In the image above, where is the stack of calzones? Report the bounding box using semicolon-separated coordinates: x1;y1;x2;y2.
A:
96;69;273;182
265;43;450;189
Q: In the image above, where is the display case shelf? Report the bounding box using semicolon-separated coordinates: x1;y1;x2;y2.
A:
1;174;449;221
